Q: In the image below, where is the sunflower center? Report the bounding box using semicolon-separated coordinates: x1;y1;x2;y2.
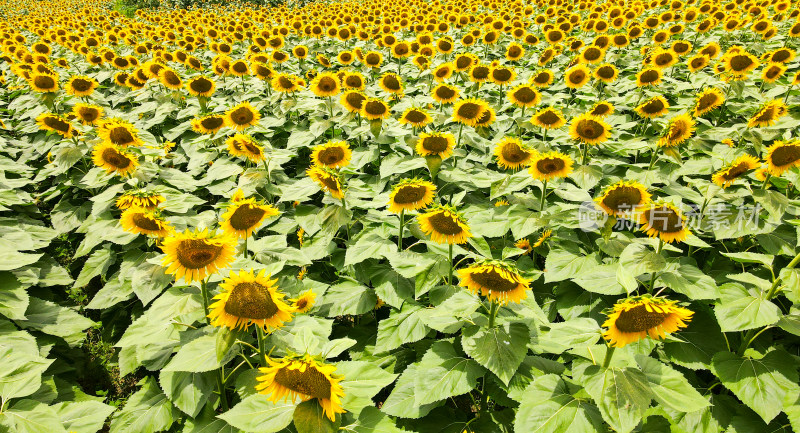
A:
428;211;464;235
232;62;248;74
771;144;800;167
405;110;427;123
109;126;135;146
231;107;256;125
71;78;93;92
131;213;163;231
533;72;550;84
345;76;362;87
163;71;181;85
591;104;611;116
537;157;565;174
365;53;380;65
690;58;705;68
317;76;337;92
772;50;790;62
102;147;132;169
176;238;223;269
642;99;665;113
274;364;332;399
639;69;659;83
394;185;427;204
319;146;345;165
278;76;295;89
435;68;450;78
364;100;387;116
317;173;340;192
191;78;213;93
584;47;601;60
765;67;781;80
456;102;483;120
577;119;604;139
472;66;489;79
655;53;673;66
345;92;365;109
78;107;100;122
422;136;449;153
696;93;720;111
537;110;560;125
729;55;753;72
615;304;669;332
202;117;224;130
501;142;529;162
44;116;71;132
382;75;401;90
471;267;519;292
492;68;512;82
643;206;683;233
602;186;643;212
720;162;750;180
224;282;279;319
435;86;456;99
512;87;536;104
34;75;56;89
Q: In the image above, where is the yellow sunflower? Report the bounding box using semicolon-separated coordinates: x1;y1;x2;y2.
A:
361;98;391;120
65;75;98;97
602;296;693;347
311;72;341;97
693;88;725;117
507;84;541;108
209;269;294;331
494;137;535;169
92;143;138;176
311;141;352;169
221;198;279;239
458;260;530;305
120;207;172;237
293;290;317;313
636;67;663;87
452;98;489;127
761;63;786;84
747;100;787;128
225;101;261;130
564;64;592;89
658;113;695;147
530;70;554;88
98;119;143;147
530;107;566;129
191;115;226;135
255;354;345;422
418;204;471;245
528;151;573;181
569;113;611;145
340;90;366;113
28;72;58;92
589;101;614;118
158;67;183;90
72;103;103;125
36;112;74;138
596;180;651;216
431;84;460;104
712;155;761;188
226;134;265;163
416;131;456;159
116;190;165;210
379;73;404;95
388;178;436;213
638;202;690;243
765;141;800;176
161;229;237;283
594;64;619;83
635;95;670;118
186;76;215;97
271;73;303;93
307;166;344;199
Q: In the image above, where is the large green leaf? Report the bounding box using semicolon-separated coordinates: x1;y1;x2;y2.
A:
381;364;439;419
375;305;430;353
218;394;296;432
159;371;214;418
335;361;398;412
52;401;116;433
634;355;709;413
461;322;529;386
293;399;341;433
110;378;179;433
583;365;654;433
514;374;604;433
714;283;780;332
413;341;484;406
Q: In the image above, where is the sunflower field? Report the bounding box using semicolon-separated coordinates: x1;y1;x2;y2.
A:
2;0;800;431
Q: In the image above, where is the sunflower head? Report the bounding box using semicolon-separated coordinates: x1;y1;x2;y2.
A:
36;112;74;138
399;107;433;128
307;166;344;199
416;131;456;160
693;88;725;117
596;180;651;216
635;95;670;118
388;178;436;213
507;84;541;108
530;70;554;88
161;229;237;283
120;207;172;237
311;72;341;97
595;64;619;84
116;190;165;210
361;98;390;120
271;73;303;93
98;119;143;147
765;140;800;176
636;67;663;87
418;204;471;245
72;103;104;125
221;197;279;239
589;101;614;118
602;296;693;347
658;113;695;147
225;101;261;130
340;90;366;113
192;115;226;135
65;75;98;96
528;151;573;181
531;106;566;129
294;290;317;313
452;98;489;127
186;76;215;97
565;64;591;88
569;113;611;145
379;73;404;95
747;100;787;128
311;141;352;169
226;134;265;163
28;72;59;92
92;143;138;176
712;155;761;188
431;83;460;104
638;202;690;243
209;269;295;331
458;260;530;305
494;136;535;169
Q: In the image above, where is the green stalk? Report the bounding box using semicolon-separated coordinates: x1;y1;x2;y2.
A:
201;279;228;410
256;327;269;367
602;346;616;368
539;180;548;212
398;209;405;250
647;240;664;293
448;243;454;286
200;278;210;323
488;301;498;328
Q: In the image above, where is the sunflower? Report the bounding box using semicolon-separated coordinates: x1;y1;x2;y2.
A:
271;73;303;93
116;190;165;210
721;51;759;79
602;296;693;347
92;143;138;177
507;84;540;108
225;101;261;130
72;103;103;125
747;100;787;128
693;88;725;116
506;42;525;61
658;114;695;147
293;45;308;59
191;114;226;135
186;76;215;97
635;95;670;118
468;64;491;83
531;106;566;130
342;72;365;90
528;151;573;181
687;54;710;72
452;98;489;127
565;64;591;88
589;101;614;118
532;229;552;247
379;73;404;95
98;120;143;147
638;202;690;243
711;155;760;188
474;106;496;128
761;63;786;84
310;72;341;97
494;137;534;169
416;131;455;159
765;141;800;176
514;238;532;254
596;180;651;216
226;134;265;163
340;90;366;113
489;66;516;86
594;64;619;83
293;290;317;313
388;178;436;213
65;75;98;97
432;62;454;82
307;166;344;199
209;269;294;331
113;72;130;87
431;84;460;104
361;98;390;120
28;72;58;92
311;141;352;169
417;204;471;245
458;260;530;305
161;229;237;283
569;113;611;145
255;354;345;422
636;67;663;87
399;107;433;128
530;70;554;88
159;67;183;90
120;207;172;237
220;198;279;239
363;51;383;68
36;112;74;138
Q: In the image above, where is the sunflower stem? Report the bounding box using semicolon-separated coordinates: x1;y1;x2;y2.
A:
217;368;229;410
602;346;616;368
784;85;793;104
647;240;664;293
448;243;454;286
761;173;771;190
243;237;248;259
200;278;210;325
398;209;405;250
456;123;464;148
488;301;498;328
256;327;269;367
539;180;548;212
647;150;659;171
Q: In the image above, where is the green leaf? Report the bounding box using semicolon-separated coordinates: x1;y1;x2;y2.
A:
375;305;430;353
53;401;116;433
72;245;114;289
514;374;604;433
714;283;780;332
321;281;377;317
711;350;800;423
583;365;654;433
345;233;398;266
544;250;599;283
662;307;728;370
293;399;341;433
163;334;226;373
461;322;529;386
535;317;602;354
777;314;800;336
341;406;407;433
659;261;720;300
722;252;774;267
619;243;666;277
0;272;29;320
634;355;709;413
2;400;67;433
15;297;95;346
335;361;398;412
414;341;484;406
218;394;295;432
0;251;42;271
159;371;214;418
381;364;439;419
110;378;179;433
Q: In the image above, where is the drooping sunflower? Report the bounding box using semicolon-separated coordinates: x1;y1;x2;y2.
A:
452;98;489;127
458;260;531;305
65;75;98;97
569;113;611;145
765;141;800;176
36;112;74;138
398;107;433;128
255;354;345;422
589;101;614;118
507;84;541;108
432;62;454;82
221;198;279;239
307;166;344;199
224;101;261;130
635;95;670;118
636;67;663;87
120;207;172;237
161;229;237;283
494;137;535;169
310;72;341;97
596;180;651;216
693;88;725;117
92;143;138;176
602;296;693;347
687;54;710;73
72;103;103;125
311;141;352;169
658;114;695;147
116;190;165;210
416;131;456;159
226;134;265;163
417;204;471;245
209;269;295;331
528;151;573;181
340;90;366;113
530;106;566;130
191;114;226;135
638;202;690;243
28;72;58;92
711;155;761;188
533;229;553;248
98;119;143;147
186;76;215;97
564;64;591;89
431;84;460;104
293;290;317;313
747;100;788;128
388;178;436;213
361;98;391;120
